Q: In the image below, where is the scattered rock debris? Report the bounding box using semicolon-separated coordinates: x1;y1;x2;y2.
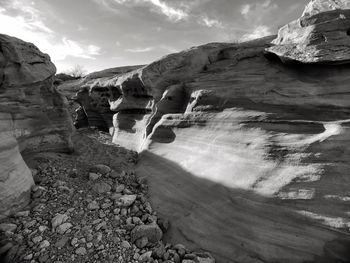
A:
0;129;215;263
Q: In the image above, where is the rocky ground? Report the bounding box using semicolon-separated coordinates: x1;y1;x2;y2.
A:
0;128;214;263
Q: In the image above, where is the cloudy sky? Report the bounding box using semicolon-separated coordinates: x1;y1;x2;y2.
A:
0;0;308;73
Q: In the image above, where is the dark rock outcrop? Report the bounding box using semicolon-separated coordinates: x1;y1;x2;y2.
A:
0;34;73;217
57;65;145;132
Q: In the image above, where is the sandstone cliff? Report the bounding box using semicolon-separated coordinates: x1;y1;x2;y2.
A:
0;34;73;217
70;1;350;262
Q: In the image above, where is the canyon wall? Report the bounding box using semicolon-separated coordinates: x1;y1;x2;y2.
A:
0;34;73;217
72;1;350;262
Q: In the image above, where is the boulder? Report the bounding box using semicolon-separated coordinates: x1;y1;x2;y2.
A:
266;0;350;64
131;224;163;244
0;34;73;217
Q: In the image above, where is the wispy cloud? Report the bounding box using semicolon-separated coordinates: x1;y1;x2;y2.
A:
241;4;251;16
0;0;101;68
240;25;272;41
199;15;224;28
145;0;188;21
125;47;154;53
240;0;278;20
125;45;178;53
100;0;188;22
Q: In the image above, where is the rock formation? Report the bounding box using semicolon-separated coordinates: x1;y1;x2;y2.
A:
302;0;350;17
56;65;145;132
267;0;350;63
69;1;350;262
0;34;73;217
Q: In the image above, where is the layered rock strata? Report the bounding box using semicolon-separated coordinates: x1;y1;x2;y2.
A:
267;0;350;63
69;1;350;262
0;34;73;217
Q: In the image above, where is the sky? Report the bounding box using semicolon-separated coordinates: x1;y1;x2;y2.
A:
0;0;308;73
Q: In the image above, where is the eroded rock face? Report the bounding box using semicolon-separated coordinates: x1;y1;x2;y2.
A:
302;0;350;17
266;0;350;64
0;34;73;217
70;2;350;262
63;65;145;132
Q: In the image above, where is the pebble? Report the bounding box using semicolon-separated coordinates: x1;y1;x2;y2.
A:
139;251;152;262
92;182;112;194
55;236;69;248
90;164;111;175
56;223;73;234
92;219;102;225
121;241;131;249
133;253;140;260
32;236;43;244
38;226;48;233
120;208;128;216
87;201;100;210
15;210;30;217
117;195;137;207
39;240;50;249
71;237;78;246
135;236;148;249
89;172;100;181
101;202;112;209
38;254;49;263
51;214;68;230
114;184;125;193
75;247;87;255
0;223;17;233
110;170;120;178
131;224;163;243
95;232;103;243
153;242;166;259
23;254;33;260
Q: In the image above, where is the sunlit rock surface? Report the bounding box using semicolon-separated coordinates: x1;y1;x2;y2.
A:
72;2;350;262
0;34;73;217
302;0;350;17
267;0;350;64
